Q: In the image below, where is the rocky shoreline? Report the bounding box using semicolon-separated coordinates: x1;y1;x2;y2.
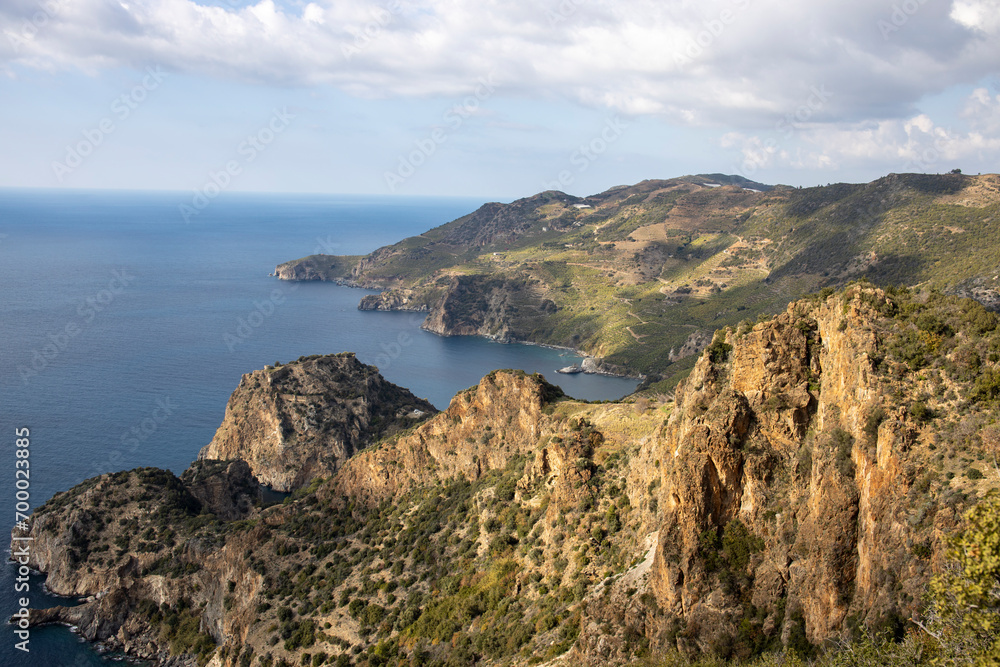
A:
275;269;646;382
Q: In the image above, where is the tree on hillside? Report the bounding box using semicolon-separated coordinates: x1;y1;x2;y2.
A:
921;491;1000;665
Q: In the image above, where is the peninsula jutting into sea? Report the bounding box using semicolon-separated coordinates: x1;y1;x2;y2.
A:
11;172;1000;666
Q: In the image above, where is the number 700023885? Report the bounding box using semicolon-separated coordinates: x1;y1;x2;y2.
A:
14;427;31;527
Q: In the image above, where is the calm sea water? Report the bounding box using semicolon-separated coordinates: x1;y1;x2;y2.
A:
0;189;637;666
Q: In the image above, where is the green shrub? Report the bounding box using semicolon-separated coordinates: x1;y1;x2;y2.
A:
707;339;733;364
863;408;887;443
909;401;934;422
722;519;763;571
699;528;721;572
971;370;1000;405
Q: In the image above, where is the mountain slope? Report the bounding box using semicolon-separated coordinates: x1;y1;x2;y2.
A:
276;173;1000;382
15;284;1000;667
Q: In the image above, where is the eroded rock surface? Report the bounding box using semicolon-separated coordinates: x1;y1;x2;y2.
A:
199;353;436;491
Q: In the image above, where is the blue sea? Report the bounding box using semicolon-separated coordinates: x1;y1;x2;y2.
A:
0;189;637;666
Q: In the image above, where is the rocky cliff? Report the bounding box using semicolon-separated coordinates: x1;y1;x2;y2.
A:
13;285;1000;667
198;353;436;491
357;288;433;312
576;284;996;662
330;369;564;505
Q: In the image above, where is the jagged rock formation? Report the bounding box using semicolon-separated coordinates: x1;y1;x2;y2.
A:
419;276;533;340
576;285;988;663
198;353;436;491
646;288;930;650
181;460;260;521
331;369;563;505
13;285;1000;667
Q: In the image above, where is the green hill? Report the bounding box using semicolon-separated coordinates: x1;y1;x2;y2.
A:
276;172;1000;386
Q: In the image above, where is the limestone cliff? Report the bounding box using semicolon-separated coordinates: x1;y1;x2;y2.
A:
181;459;260;521
576;285;990;662
13;286;1000;667
330;369;564;505
198;353;436;491
420;275;530;340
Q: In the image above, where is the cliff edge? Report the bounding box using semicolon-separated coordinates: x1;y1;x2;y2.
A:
13;285;1000;666
198;352;436;491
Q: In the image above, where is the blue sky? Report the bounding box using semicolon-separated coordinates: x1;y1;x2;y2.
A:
1;0;998;199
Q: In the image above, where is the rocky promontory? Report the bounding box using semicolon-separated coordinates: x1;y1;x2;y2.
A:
273;254;360;282
198;352;436;492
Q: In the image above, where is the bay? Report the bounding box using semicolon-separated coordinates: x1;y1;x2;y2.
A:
0;189;637;666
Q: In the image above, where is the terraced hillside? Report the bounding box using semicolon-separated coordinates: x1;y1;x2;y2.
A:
276;173;1000;386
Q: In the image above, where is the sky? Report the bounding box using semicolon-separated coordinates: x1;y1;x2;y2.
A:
1;0;998;199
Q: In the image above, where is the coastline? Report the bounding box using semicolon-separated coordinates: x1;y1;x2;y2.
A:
273;273;646;382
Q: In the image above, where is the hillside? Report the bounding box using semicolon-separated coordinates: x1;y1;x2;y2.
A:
14;284;1000;667
275;173;1000;384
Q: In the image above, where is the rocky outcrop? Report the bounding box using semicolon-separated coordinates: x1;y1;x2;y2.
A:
180;460;260;521
623;286;965;658
14;285;1000;667
668;329;713;363
198;353;436;491
420;275;526;340
25;589;198;666
358;288;432;312
18;468;202;597
330;369;563;505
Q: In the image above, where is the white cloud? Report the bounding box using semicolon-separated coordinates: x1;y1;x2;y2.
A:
961;86;1000;133
0;0;999;134
950;0;1000;33
722;89;1000;177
